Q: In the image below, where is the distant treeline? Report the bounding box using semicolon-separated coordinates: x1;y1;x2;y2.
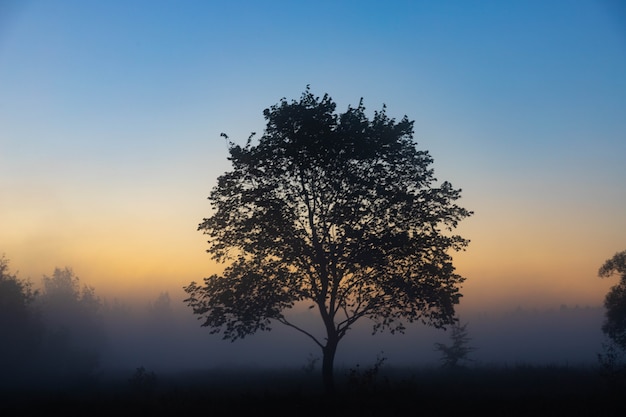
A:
0;256;175;389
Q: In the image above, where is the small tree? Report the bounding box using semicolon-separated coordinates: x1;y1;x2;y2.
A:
598;250;626;351
185;88;472;394
434;319;475;369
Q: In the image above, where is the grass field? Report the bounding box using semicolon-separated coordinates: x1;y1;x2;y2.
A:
1;363;624;416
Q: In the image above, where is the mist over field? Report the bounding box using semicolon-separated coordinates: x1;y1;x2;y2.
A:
2;263;608;383
85;287;608;375
1;249;620;417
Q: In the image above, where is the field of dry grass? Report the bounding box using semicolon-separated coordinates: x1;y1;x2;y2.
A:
1;364;624;416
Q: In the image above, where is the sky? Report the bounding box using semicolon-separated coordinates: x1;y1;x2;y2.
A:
1;0;625;323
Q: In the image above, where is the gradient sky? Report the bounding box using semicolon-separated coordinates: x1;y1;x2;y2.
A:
1;0;625;314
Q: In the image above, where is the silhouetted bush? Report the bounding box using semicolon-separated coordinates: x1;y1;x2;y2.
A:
597;340;626;395
345;352;389;395
128;366;158;397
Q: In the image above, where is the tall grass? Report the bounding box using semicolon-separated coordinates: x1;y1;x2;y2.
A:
1;363;623;416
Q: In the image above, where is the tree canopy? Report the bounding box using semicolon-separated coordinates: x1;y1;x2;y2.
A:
37;267;106;380
599;250;626;350
185;88;472;393
0;258;107;387
0;255;43;383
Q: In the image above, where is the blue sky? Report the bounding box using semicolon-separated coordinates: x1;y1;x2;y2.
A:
1;0;625;311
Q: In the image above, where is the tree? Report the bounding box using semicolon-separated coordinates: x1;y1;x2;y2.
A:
434;318;476;369
37;267;106;380
599;250;626;350
184;88;472;394
0;254;43;385
147;291;173;321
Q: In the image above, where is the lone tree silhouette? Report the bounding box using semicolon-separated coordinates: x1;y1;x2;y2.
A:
599;250;626;350
184;87;472;394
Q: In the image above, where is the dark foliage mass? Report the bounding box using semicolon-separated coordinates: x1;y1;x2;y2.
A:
599;250;626;350
0;255;43;381
0;257;105;388
36;267;106;380
185;87;472;392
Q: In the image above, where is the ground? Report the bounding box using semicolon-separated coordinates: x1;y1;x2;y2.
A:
1;364;623;416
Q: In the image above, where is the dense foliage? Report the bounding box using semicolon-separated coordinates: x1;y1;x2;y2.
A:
0;255;43;381
0;258;106;387
185;88;472;392
599;250;626;350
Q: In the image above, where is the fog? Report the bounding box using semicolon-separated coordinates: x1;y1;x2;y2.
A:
1;265;616;415
2;261;609;391
98;288;606;374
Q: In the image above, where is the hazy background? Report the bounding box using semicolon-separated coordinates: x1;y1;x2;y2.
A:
1;0;625;373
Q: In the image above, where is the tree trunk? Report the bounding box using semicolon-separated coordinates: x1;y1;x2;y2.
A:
322;335;339;396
